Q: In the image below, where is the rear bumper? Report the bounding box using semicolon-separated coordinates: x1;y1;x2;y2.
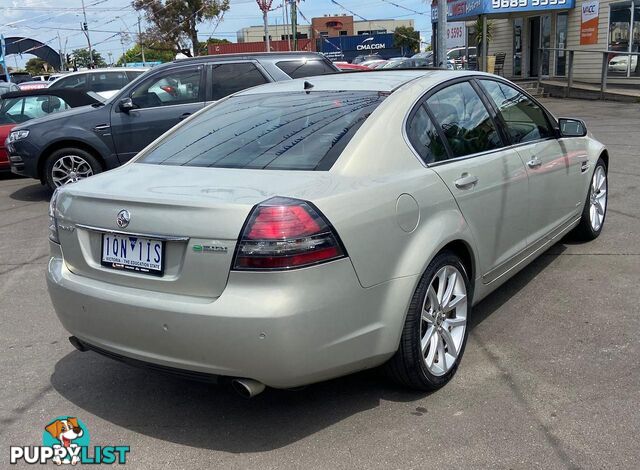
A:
47;243;416;388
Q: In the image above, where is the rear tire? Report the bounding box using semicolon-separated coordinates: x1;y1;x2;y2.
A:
44;148;103;190
385;250;472;391
571;158;608;241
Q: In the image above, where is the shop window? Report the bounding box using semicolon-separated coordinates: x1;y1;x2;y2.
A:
609;2;640;76
513;18;523;76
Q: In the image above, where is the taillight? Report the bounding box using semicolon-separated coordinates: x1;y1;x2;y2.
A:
233;197;346;270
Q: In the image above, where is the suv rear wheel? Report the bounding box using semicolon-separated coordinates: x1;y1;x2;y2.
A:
44;148;103;190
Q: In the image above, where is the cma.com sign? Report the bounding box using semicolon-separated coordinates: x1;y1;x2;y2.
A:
357;37;385;50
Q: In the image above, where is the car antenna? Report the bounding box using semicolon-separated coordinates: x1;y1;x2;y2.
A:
304;80;314;94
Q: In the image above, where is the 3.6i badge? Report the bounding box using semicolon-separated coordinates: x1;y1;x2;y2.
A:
193;243;228;254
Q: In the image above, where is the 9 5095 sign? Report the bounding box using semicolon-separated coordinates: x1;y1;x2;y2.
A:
490;0;568;10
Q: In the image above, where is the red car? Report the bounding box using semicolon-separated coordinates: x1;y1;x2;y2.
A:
0;89;100;171
334;62;371;71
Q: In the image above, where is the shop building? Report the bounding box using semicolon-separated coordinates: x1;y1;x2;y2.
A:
432;0;640;84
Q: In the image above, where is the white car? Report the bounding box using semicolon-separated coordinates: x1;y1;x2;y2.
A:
608;54;638;73
47;68;148;99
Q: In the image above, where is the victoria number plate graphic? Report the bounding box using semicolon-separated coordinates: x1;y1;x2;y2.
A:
101;234;164;276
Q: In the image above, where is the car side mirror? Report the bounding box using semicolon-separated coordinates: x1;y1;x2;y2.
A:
118;97;136;113
558;118;587;137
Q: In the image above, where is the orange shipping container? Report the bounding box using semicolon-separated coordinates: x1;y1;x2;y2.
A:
208;39;313;55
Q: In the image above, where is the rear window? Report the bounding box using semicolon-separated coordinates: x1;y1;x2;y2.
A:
276;60;336;79
137;91;386;171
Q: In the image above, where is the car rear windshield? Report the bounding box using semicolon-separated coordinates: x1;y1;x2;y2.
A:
137;91;387;171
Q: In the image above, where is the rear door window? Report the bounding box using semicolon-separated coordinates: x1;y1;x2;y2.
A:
137;91;386;170
406;104;448;163
210;62;269;101
131;67;203;109
276;60;336;78
426;81;503;158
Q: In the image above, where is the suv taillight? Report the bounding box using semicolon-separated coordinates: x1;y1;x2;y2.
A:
232;197;346;270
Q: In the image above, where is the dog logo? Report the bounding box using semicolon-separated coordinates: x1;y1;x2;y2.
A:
42;417;89;465
9;416;129;465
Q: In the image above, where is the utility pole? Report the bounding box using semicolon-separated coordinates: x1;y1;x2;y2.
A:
290;0;297;51
284;0;291;50
256;0;273;52
80;0;93;68
137;16;146;66
436;0;447;69
120;32;128;67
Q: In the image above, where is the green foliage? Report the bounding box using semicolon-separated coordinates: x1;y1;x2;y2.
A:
71;49;107;68
474;18;494;48
25;58;50;75
117;44;175;65
197;37;231;55
393;26;420;54
134;0;230;56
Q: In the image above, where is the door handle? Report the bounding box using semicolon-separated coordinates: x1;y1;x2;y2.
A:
527;157;542;169
179;112;191;121
93;124;110;132
454;173;478;190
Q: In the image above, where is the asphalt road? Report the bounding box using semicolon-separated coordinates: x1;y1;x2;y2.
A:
1;98;638;469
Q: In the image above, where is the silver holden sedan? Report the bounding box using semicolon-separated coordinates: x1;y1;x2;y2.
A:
47;71;609;396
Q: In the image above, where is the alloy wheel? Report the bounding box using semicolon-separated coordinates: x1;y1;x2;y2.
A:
419;265;468;376
589;166;607;232
51;155;94;187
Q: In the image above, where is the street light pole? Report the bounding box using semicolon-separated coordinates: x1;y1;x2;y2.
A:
436;0;447;69
80;0;93;68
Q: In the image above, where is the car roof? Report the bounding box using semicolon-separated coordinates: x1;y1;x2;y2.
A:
238;70;461;94
169;51;326;64
0;88;101;106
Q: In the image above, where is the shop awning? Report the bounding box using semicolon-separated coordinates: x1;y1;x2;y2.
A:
431;0;576;22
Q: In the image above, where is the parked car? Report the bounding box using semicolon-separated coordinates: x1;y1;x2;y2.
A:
0;82;21;94
352;54;382;64
0;89;100;172
334;62;371;71
46;71;609;396
8;52;340;189
47;68;148;99
17;81;48;91
31;75;51;82
448;47;477;69
360;59;388;68
9;72;32;84
382;58;432;69
608;54;638;73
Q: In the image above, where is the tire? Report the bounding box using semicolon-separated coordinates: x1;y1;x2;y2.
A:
385;250;472;391
44;148;103;190
571;158;608;241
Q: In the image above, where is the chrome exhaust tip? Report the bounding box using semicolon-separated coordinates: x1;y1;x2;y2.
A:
68;336;87;352
231;378;266;398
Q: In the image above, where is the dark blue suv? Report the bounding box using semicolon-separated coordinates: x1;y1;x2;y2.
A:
8;52;338;189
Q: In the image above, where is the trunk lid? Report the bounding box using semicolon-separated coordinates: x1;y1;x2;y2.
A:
56;163;340;299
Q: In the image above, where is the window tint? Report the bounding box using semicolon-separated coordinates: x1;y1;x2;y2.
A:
211;63;268;101
131;68;202;109
276;60;336;79
426;81;502;158
90;71;128;93
480;80;553;144
406;104;447;163
137;91;386;170
49;74;86;91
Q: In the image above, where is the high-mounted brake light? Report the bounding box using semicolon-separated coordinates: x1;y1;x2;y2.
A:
233;197;346;270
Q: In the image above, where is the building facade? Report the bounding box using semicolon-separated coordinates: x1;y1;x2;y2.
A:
433;0;640;84
237;15;413;44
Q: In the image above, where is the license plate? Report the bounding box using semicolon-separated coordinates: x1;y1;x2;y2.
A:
101;233;164;276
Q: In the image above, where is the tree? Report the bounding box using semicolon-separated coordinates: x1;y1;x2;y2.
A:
25;58;51;75
117;44;175;65
71;49;107;68
134;0;230;57
394;26;420;55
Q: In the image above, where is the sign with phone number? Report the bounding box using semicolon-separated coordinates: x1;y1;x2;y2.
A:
432;0;575;21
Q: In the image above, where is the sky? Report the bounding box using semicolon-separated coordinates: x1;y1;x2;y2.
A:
1;0;433;68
